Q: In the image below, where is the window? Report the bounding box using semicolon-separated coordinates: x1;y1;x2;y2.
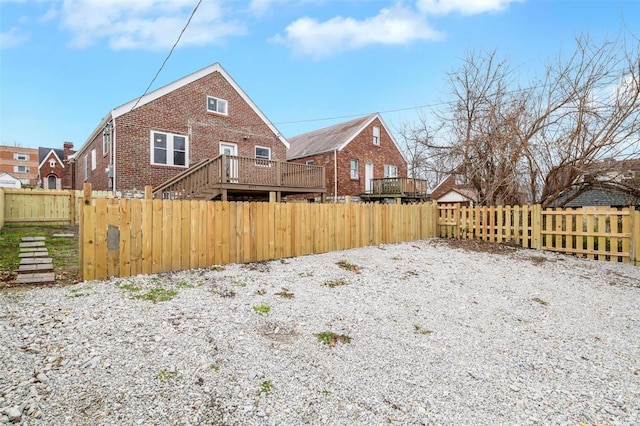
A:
91;149;97;170
14;165;29;173
14;152;30;161
373;126;380;145
207;96;228;115
103;127;110;155
151;131;188;167
384;164;398;178
306;160;314;166
350;159;359;179
255;146;271;166
83;155;88;180
49;160;56;168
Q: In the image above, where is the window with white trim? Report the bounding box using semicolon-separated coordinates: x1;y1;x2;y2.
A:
14;165;29;173
13;152;29;161
207;96;228;115
255;146;271;166
373;126;380;145
91;149;97;170
350;159;359;179
151;131;188;167
306;160;314;165
49;160;56;168
103;127;110;155
83;155;88;180
384;164;398;178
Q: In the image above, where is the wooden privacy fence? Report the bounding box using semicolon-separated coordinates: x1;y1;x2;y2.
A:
1;188;114;225
79;186;438;281
438;204;640;264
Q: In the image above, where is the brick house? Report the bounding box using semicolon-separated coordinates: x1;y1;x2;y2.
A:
71;63;321;200
287;113;412;201
0;145;39;186
37;143;75;190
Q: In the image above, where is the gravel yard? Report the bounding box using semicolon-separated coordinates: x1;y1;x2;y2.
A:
1;239;639;425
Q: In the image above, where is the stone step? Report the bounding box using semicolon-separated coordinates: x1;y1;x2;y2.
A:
19;251;49;258
19;241;46;248
16;273;55;284
20;258;54;265
20;247;49;253
21;236;46;242
18;263;54;272
52;233;75;238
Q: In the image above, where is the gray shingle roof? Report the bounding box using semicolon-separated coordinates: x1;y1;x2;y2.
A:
559;185;640;208
287;114;376;160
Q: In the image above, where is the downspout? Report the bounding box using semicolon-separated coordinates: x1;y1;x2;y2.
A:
112;117;117;193
333;149;338;203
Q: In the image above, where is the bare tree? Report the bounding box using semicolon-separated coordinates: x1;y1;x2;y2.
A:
411;31;640;207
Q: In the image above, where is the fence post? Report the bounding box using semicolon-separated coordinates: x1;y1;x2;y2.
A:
632;207;640;266
532;204;542;250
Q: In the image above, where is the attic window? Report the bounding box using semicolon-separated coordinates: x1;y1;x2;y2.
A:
207;96;228;115
50;160;56;168
373;126;380;145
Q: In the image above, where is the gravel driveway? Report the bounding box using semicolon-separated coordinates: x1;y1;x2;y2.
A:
1;239;639;425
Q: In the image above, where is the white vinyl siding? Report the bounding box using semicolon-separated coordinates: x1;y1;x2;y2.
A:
151;131;188;167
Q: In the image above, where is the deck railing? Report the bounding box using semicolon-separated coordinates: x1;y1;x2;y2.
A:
153;155;325;199
368;177;428;197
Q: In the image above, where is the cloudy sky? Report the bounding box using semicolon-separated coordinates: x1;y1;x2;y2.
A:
1;0;639;149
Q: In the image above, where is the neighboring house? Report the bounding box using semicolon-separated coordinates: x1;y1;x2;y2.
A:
0;145;39;186
37;143;75;190
72;63;324;201
431;173;479;206
554;183;640;208
0;172;22;188
288;113;421;201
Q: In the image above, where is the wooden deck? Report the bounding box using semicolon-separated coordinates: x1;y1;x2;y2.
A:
153;154;326;201
360;177;428;203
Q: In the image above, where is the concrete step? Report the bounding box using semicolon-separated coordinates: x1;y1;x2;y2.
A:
21;236;46;242
19;241;46;248
20;257;53;265
18;263;54;272
16;272;55;284
52;233;75;238
20;247;49;253
19;251;49;258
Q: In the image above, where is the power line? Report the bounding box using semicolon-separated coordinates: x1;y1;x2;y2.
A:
130;0;204;111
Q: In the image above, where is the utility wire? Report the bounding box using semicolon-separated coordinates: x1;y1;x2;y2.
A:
130;0;204;111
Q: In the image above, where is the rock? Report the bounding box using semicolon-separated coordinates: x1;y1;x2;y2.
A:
36;373;49;384
5;407;20;422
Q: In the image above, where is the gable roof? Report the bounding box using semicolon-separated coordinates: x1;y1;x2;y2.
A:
76;62;288;157
287;113;404;161
38;148;65;169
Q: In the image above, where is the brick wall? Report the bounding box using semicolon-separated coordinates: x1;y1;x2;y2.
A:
0;146;39;185
74;70;286;191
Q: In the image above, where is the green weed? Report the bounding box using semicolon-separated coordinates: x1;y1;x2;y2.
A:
134;287;178;303
323;278;349;288
253;303;271;314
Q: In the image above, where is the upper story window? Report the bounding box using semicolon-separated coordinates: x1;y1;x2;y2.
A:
49;160;56;168
384;164;398;178
91;149;97;170
350;159;359;179
207;96;228;115
306;160;314;166
373;126;380;145
151;131;188;167
83;155;88;181
14;165;29;173
103;127;110;155
13;152;29;161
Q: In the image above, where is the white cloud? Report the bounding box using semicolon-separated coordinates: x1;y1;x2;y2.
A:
59;0;247;50
0;27;30;48
272;5;442;60
417;0;522;15
273;0;522;59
